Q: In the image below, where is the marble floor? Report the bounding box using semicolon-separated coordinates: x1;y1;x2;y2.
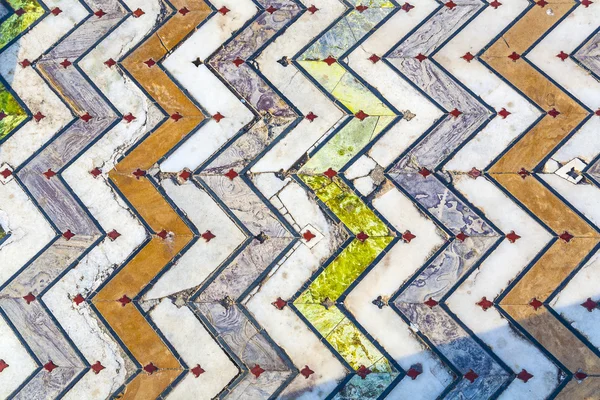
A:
0;0;599;399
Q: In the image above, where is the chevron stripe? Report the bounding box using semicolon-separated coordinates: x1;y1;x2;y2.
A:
91;1;210;399
286;3;407;398
481;0;600;397
190;2;303;398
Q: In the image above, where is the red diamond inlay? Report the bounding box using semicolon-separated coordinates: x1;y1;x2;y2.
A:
407;366;422;380
144;363;158;375
123;113;136;123
272;297;287;310
43;169;56;179
518;168;530;179
202;231;215;242
132;8;145;18
0;360;8;373
355;110;369;121
560;231;574;243
581;298;597;312
369;54;381;63
449;108;462;118
324;168;337;179
51;7;62;15
301;365;314;378
548;108;560;118
91;361;105;374
105;58;116;68
107;230;121;241
81;112;93;122
95;9;106;18
506;231;521;243
557;51;569;61
73;294;85;305
144;59;156;68
462;52;475;62
516;369;533;382
63;230;75;240
118;295;131;306
179;7;190;15
402;230;416;243
303;230;317;242
266;6;278;13
357;232;369;242
498;108;511;118
581;0;593;6
490;0;502;8
225;169;238;180
419;167;432;178
171;112;183;121
90;167;102;178
213;112;225;123
445;0;457;9
508;52;521;62
34;111;46;122
132;169;146;179
44;361;57;373
424;297;438;308
468;167;482;179
15;8;25;16
20;59;31;68
23;292;36;304
218;6;230;15
575;371;588;381
402;3;415;12
356;5;369;12
306;112;318;122
60;59;72;68
179;170;191;181
357;365;371;379
456;232;469;242
464;369;479;383
0;111;6;121
323;56;337;66
529;298;543;310
191;364;205;377
232;57;245;67
477;297;494;311
251;364;265;378
157;230;169;239
537;0;548;6
415;53;427;62
308;5;319;14
1;168;12;179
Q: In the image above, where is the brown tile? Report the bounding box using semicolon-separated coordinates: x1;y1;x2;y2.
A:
117;368;181;400
490;174;598;236
556;378;600;400
108;173;193;235
501;238;598;304
502;305;600;373
94;299;181;368
94;237;191;301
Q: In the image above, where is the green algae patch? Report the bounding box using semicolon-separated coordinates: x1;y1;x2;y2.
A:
0;82;27;140
300;175;389;236
0;0;45;50
326;317;387;370
293;303;346;337
299;236;392;303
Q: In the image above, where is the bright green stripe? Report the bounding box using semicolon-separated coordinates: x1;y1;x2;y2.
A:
0;0;44;50
0;82;27;139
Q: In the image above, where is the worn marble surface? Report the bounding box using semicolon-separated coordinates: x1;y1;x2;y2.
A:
0;0;600;399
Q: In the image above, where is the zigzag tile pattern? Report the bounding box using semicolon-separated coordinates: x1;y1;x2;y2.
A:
1;0;600;399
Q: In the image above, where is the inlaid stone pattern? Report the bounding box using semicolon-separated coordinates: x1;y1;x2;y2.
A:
0;0;599;399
